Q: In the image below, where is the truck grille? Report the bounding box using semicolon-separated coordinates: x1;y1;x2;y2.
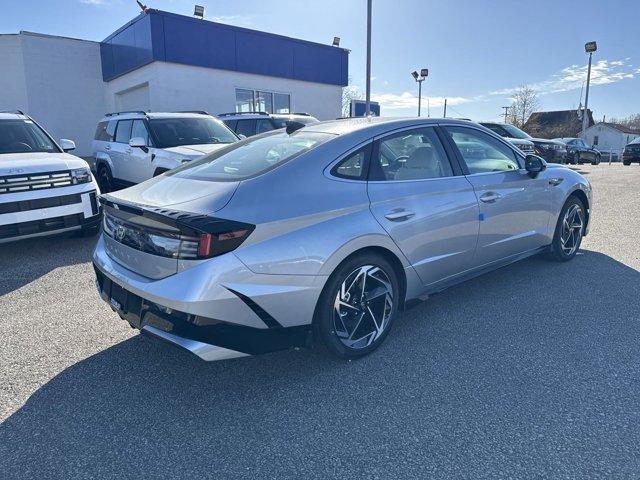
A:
0;170;73;194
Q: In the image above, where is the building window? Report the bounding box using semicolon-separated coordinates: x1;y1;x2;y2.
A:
235;89;254;112
593;135;598;145
235;88;290;114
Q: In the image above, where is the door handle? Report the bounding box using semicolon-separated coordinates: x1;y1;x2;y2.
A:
479;192;502;203
125;148;132;154
384;210;415;221
549;178;564;186
104;145;111;151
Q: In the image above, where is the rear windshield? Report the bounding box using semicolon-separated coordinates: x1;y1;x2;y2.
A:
0;119;59;154
168;130;333;181
271;116;318;128
148;117;238;148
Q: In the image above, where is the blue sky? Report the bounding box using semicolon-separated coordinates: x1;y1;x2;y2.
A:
3;0;639;121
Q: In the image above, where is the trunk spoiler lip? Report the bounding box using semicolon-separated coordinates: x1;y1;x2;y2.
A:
99;195;254;236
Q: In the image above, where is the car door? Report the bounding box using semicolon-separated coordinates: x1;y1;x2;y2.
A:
127;119;154;183
443;125;551;267
110;119;133;183
578;139;595;162
367;126;480;286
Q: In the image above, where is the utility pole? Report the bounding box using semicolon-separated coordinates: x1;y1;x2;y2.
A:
501;106;510;123
443;98;447;118
365;0;372;116
582;41;597;136
411;69;428;117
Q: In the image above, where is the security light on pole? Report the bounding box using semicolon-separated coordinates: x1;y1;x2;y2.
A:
194;5;205;18
411;68;428;117
581;41;597;136
332;37;340;47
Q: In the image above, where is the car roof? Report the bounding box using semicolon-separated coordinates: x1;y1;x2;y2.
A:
100;112;217;121
0;112;29;120
302;117;472;136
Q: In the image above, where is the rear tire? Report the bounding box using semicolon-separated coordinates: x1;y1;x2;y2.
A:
97;164;113;193
548;196;586;262
591;154;600;165
314;253;400;359
75;225;100;238
623;160;631;166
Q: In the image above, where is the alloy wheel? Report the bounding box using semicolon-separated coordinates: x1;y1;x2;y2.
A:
332;265;394;350
560;204;584;256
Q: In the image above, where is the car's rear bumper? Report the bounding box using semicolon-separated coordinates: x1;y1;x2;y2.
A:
622;153;640;163
0;188;101;243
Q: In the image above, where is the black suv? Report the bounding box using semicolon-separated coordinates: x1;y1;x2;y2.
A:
622;140;640;165
554;138;601;165
218;112;318;138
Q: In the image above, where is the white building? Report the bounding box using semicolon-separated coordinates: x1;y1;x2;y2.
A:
583;122;640;158
0;9;349;156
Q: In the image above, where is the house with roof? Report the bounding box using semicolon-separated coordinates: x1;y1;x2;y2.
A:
583;122;640;158
523;109;594;139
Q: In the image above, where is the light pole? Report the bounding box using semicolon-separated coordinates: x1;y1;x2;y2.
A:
582;41;597;136
365;0;372;116
411;68;428;116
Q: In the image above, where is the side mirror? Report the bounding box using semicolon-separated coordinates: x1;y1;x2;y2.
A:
129;137;148;153
525;154;547;177
238;134;247;140
59;139;75;152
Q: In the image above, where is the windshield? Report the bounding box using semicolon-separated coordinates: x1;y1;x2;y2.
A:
500;124;531;139
148;117;238;148
0;119;59;154
168;130;333;181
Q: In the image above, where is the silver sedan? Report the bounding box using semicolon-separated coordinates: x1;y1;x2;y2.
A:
93;118;592;360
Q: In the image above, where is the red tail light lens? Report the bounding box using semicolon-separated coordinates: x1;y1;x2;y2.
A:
196;228;252;259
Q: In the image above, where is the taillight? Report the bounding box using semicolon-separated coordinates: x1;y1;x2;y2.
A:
196;228;252;258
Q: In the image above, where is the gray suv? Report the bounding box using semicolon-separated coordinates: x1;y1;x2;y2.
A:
219;111;318;138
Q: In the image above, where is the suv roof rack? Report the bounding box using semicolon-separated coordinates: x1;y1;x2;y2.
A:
174;110;210;115
104;110;148;117
218;111;269;117
0;110;26;115
290;112;312;116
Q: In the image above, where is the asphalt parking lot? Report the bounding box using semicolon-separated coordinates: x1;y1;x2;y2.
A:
1;164;639;479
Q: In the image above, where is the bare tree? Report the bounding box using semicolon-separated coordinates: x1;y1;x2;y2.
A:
507;85;540;128
608;113;640;130
341;78;362;117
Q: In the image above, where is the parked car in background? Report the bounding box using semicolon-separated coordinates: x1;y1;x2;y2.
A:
478;122;534;154
622;138;640;165
93;118;592;362
92;111;238;192
480;122;567;163
0;111;101;243
554;138;601;165
219;111;319;138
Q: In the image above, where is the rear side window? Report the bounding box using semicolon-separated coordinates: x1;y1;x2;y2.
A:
332;144;371;180
235;120;256;137
169;130;332;181
256;119;275;134
223;120;238;132
94;121;116;141
115;120;133;143
370;127;453;181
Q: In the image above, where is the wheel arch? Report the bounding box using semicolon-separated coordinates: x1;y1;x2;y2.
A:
567;188;590;234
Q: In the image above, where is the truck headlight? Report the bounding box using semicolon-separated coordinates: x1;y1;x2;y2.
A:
71;168;92;184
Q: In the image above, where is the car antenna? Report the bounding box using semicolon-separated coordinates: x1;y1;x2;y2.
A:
286;121;306;134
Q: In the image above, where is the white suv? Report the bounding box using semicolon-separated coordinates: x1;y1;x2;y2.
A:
0;111;101;243
92;111;238;192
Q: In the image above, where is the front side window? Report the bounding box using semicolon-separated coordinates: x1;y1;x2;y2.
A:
500;124;531;140
148;118;237;148
168;130;332;182
0;119;59;154
370;127;453;181
482;123;510;138
115;120;132;144
445;126;520;174
131;120;150;145
256;119;275;134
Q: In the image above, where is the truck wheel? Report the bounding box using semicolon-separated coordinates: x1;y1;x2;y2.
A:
97;164;113;193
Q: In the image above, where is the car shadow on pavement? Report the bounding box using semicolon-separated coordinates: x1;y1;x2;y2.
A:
2;250;640;478
0;234;96;296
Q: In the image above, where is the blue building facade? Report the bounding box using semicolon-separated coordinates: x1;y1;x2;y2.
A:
100;10;349;87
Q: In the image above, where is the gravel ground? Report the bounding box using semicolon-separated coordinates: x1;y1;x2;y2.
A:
1;164;639;479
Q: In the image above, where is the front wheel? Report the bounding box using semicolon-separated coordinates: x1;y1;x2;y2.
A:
97;165;113;193
314;253;400;359
549;197;586;262
591;154;600;165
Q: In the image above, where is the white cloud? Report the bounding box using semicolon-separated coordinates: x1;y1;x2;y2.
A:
79;0;110;5
370;91;471;110
491;59;636;97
